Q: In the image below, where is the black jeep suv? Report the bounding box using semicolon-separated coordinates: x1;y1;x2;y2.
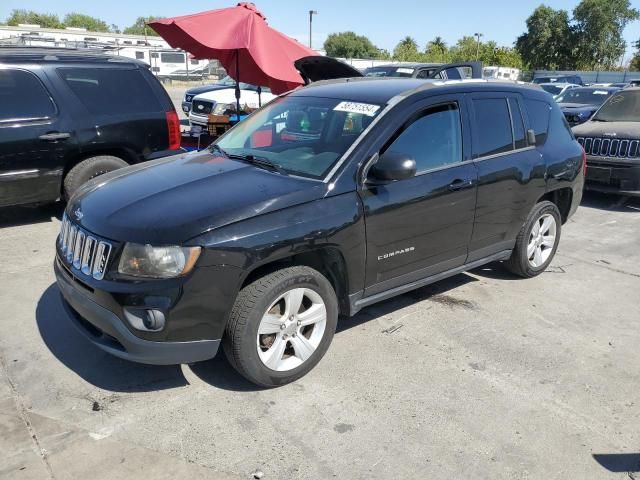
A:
54;78;584;387
0;47;181;207
573;88;640;196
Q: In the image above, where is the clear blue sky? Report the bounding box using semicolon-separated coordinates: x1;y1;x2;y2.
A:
2;0;639;61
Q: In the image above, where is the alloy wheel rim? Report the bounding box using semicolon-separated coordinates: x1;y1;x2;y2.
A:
256;288;327;372
527;213;557;268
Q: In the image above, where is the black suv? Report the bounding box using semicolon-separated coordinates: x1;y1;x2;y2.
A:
572;88;640;196
55;78;584;387
0;47;182;207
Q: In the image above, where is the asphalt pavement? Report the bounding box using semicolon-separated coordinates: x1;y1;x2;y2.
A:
0;192;639;479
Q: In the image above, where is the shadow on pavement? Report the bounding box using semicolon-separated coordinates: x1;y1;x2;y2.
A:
0;202;64;228
581;191;640;212
592;453;640;472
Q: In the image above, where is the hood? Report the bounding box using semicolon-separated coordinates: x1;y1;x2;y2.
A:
68;151;326;245
294;56;363;83
185;83;229;97
572;121;640;139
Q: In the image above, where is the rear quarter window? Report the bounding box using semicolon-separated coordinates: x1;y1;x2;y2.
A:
58;67;163;116
524;98;550;145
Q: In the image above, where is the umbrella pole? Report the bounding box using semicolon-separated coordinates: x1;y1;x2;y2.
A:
257;86;262;107
235;50;241;123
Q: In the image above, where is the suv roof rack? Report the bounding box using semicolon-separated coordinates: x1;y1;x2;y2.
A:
0;46;141;64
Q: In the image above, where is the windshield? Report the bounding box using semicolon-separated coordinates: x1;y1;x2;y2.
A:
541;85;564;96
556;88;615;105
592;90;640;122
214;96;383;179
364;66;415;78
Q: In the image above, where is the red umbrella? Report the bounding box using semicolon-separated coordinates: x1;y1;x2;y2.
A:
149;3;316;119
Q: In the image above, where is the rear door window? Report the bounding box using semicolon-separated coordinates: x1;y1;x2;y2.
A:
524;99;551;145
472;98;513;157
58;67;163;116
0;69;56;122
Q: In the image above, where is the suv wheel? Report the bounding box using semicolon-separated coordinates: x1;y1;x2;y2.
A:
63;155;128;200
223;266;338;387
505;201;562;278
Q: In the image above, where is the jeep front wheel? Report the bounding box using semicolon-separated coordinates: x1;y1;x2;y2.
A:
223;266;338;387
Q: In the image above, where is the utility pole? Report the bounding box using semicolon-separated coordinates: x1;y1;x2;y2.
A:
474;32;483;61
309;10;318;49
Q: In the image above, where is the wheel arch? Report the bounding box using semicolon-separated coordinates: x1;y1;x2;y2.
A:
537;187;573;224
239;246;351;316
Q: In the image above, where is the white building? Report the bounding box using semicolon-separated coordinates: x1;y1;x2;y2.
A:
0;24;219;80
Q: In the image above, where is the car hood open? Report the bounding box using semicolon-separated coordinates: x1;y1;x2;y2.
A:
67;151;326;245
294;56;363;84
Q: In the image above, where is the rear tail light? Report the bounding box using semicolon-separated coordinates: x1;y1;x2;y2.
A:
165;110;181;150
582;147;587;177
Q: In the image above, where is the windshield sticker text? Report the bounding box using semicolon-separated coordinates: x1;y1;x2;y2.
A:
334;101;381;117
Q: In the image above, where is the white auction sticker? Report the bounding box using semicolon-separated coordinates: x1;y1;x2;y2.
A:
593;90;609;95
396;67;415;74
334;101;381;117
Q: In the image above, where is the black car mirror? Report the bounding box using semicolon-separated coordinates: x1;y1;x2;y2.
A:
368;151;417;184
527;129;537;146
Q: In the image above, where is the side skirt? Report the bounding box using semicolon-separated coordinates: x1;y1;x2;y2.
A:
347;250;512;316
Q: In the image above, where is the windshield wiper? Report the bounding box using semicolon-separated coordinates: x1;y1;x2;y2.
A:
227;153;288;175
211;144;287;175
591;118;608;122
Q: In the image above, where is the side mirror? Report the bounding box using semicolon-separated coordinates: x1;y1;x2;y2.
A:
368;151;417;184
527;129;537;146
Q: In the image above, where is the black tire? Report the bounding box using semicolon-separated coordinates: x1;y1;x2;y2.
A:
505;201;562;278
63;155;128;200
223;266;339;387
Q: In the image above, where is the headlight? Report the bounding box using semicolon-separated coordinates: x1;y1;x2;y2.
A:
185;95;193;102
212;102;236;115
118;243;201;278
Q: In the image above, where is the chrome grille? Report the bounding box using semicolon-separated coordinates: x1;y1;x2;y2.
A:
58;214;112;280
577;136;640;158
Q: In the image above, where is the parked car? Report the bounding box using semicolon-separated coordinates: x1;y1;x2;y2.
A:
363;62;480;80
556;86;620;126
573;88;640;196
0;47;182;207
188;82;277;128
539;82;579;99
533;75;584;86
55;77;584;387
181;75;266;114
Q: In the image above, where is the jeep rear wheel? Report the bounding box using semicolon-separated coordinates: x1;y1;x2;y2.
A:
63;155;128;200
223;266;338;387
505;201;562;278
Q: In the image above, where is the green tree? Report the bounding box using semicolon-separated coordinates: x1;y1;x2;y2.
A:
515;5;574;70
572;0;639;69
424;37;451;63
5;9;62;29
323;32;382;58
124;16;162;36
393;36;421;61
630;39;640;71
63;13;111;32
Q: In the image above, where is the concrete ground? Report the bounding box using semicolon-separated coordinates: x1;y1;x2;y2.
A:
0;192;639;480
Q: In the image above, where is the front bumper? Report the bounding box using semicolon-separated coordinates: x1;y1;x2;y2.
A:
585;158;640;196
54;257;220;365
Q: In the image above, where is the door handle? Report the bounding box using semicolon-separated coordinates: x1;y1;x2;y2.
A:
448;179;474;191
39;132;71;141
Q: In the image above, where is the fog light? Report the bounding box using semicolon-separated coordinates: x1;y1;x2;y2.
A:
123;307;166;332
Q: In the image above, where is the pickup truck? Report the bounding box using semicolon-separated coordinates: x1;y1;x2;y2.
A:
54;76;584;387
